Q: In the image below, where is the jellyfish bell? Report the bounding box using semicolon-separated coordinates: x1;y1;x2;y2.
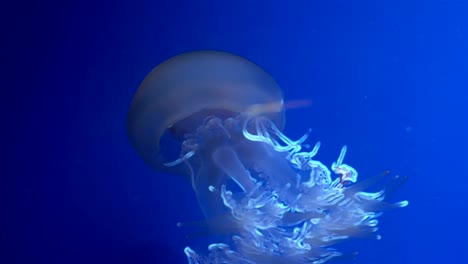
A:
126;50;285;175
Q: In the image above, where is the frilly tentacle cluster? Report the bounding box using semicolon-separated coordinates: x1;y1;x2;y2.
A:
175;116;408;264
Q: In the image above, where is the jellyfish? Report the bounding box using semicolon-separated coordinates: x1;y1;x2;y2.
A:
126;51;408;264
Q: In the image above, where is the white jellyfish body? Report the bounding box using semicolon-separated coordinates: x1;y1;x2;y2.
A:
126;51;408;264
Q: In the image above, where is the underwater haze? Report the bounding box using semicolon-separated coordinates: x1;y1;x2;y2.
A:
4;0;468;263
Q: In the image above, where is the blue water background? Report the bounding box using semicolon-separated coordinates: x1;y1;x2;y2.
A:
4;0;467;263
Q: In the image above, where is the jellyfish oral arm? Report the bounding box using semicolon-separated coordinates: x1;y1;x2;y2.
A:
212;146;257;194
181;116;408;264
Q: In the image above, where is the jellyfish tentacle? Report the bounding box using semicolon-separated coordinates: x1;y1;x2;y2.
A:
184;118;408;263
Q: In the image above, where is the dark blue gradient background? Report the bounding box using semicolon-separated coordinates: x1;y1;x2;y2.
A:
4;1;467;263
